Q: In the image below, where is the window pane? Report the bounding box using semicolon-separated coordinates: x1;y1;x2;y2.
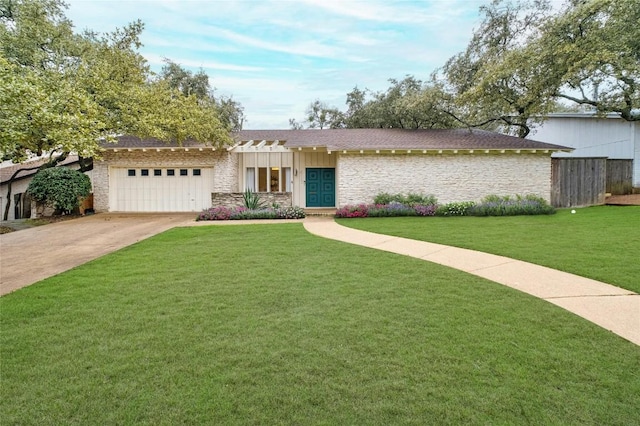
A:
258;168;267;192
154;169;162;176
180;169;188;176
283;167;292;192
193;169;201;176
128;169;136;177
270;167;279;192
167;169;175;176
141;169;149;176
245;168;256;191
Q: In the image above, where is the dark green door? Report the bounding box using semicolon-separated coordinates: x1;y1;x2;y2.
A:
306;168;335;207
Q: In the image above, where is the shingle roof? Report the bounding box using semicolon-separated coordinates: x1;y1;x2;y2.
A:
109;129;572;152
234;128;572;151
0;155;80;185
105;135;210;149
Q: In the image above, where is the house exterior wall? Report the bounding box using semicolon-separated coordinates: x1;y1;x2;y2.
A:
531;115;640;187
1;167;93;221
0;178;31;221
238;151;294;192
292;151;337;207
94;150;237;212
336;153;552;205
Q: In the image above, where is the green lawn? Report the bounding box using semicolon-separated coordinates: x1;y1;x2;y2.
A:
338;206;640;293
2;224;639;425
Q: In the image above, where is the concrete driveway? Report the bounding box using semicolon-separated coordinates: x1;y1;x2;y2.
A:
0;213;196;296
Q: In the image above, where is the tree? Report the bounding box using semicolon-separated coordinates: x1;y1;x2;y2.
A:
441;0;556;137
1;0;238;216
159;59;245;131
342;76;456;129
541;0;640;121
305;100;345;129
0;0;236;161
289;100;344;129
440;0;639;137
27;167;91;214
291;77;456;130
0;0;109;160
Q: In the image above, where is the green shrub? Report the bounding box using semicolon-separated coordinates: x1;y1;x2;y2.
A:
27;167;91;214
368;203;417;217
232;208;278;220
469;194;555;216
405;193;437;206
373;192;437;206
436;201;476;216
242;189;265;210
275;206;306;219
373;193;396;205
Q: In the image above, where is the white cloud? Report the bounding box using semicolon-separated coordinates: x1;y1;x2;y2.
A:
144;53;265;72
63;0;485;129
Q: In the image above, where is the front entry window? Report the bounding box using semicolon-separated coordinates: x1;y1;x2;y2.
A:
246;166;291;192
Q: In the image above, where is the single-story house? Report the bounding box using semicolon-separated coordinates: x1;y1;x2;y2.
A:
93;129;571;213
529;113;640;189
0;156;92;221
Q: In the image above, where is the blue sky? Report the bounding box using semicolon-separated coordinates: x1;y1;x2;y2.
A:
64;0;487;129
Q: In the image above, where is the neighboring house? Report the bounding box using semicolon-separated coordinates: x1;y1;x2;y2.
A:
0;156;93;221
528;113;640;189
93;129;570;213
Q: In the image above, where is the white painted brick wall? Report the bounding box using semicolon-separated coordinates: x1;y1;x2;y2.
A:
337;154;551;206
93;150;237;212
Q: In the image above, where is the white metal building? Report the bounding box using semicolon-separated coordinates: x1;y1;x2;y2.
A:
528;113;640;188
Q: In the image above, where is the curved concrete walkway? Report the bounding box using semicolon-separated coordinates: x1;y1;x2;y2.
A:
303;217;640;346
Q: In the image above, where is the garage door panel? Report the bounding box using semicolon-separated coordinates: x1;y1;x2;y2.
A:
111;167;213;212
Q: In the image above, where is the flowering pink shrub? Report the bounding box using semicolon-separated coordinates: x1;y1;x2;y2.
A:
414;204;438;216
197;206;247;221
335;204;369;218
197;206;306;221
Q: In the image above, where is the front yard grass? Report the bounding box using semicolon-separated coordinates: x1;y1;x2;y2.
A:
2;224;639;424
338;206;640;293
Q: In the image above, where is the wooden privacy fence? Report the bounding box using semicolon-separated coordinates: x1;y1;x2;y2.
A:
551;158;607;208
606;159;633;195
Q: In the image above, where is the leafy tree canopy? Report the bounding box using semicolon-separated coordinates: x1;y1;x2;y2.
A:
159;59;245;130
290;77;456;130
293;0;638;136
0;0;238;163
542;0;640;121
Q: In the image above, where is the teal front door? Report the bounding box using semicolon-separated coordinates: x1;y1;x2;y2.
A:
306;168;335;207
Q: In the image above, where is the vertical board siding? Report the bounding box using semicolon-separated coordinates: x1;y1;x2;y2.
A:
551;158;606;207
606;159;633;194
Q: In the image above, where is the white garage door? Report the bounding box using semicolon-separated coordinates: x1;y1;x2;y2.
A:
110;167;213;212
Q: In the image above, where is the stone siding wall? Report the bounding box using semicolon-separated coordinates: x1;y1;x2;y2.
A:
93;150;238;212
211;192;292;208
337;153;551;205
